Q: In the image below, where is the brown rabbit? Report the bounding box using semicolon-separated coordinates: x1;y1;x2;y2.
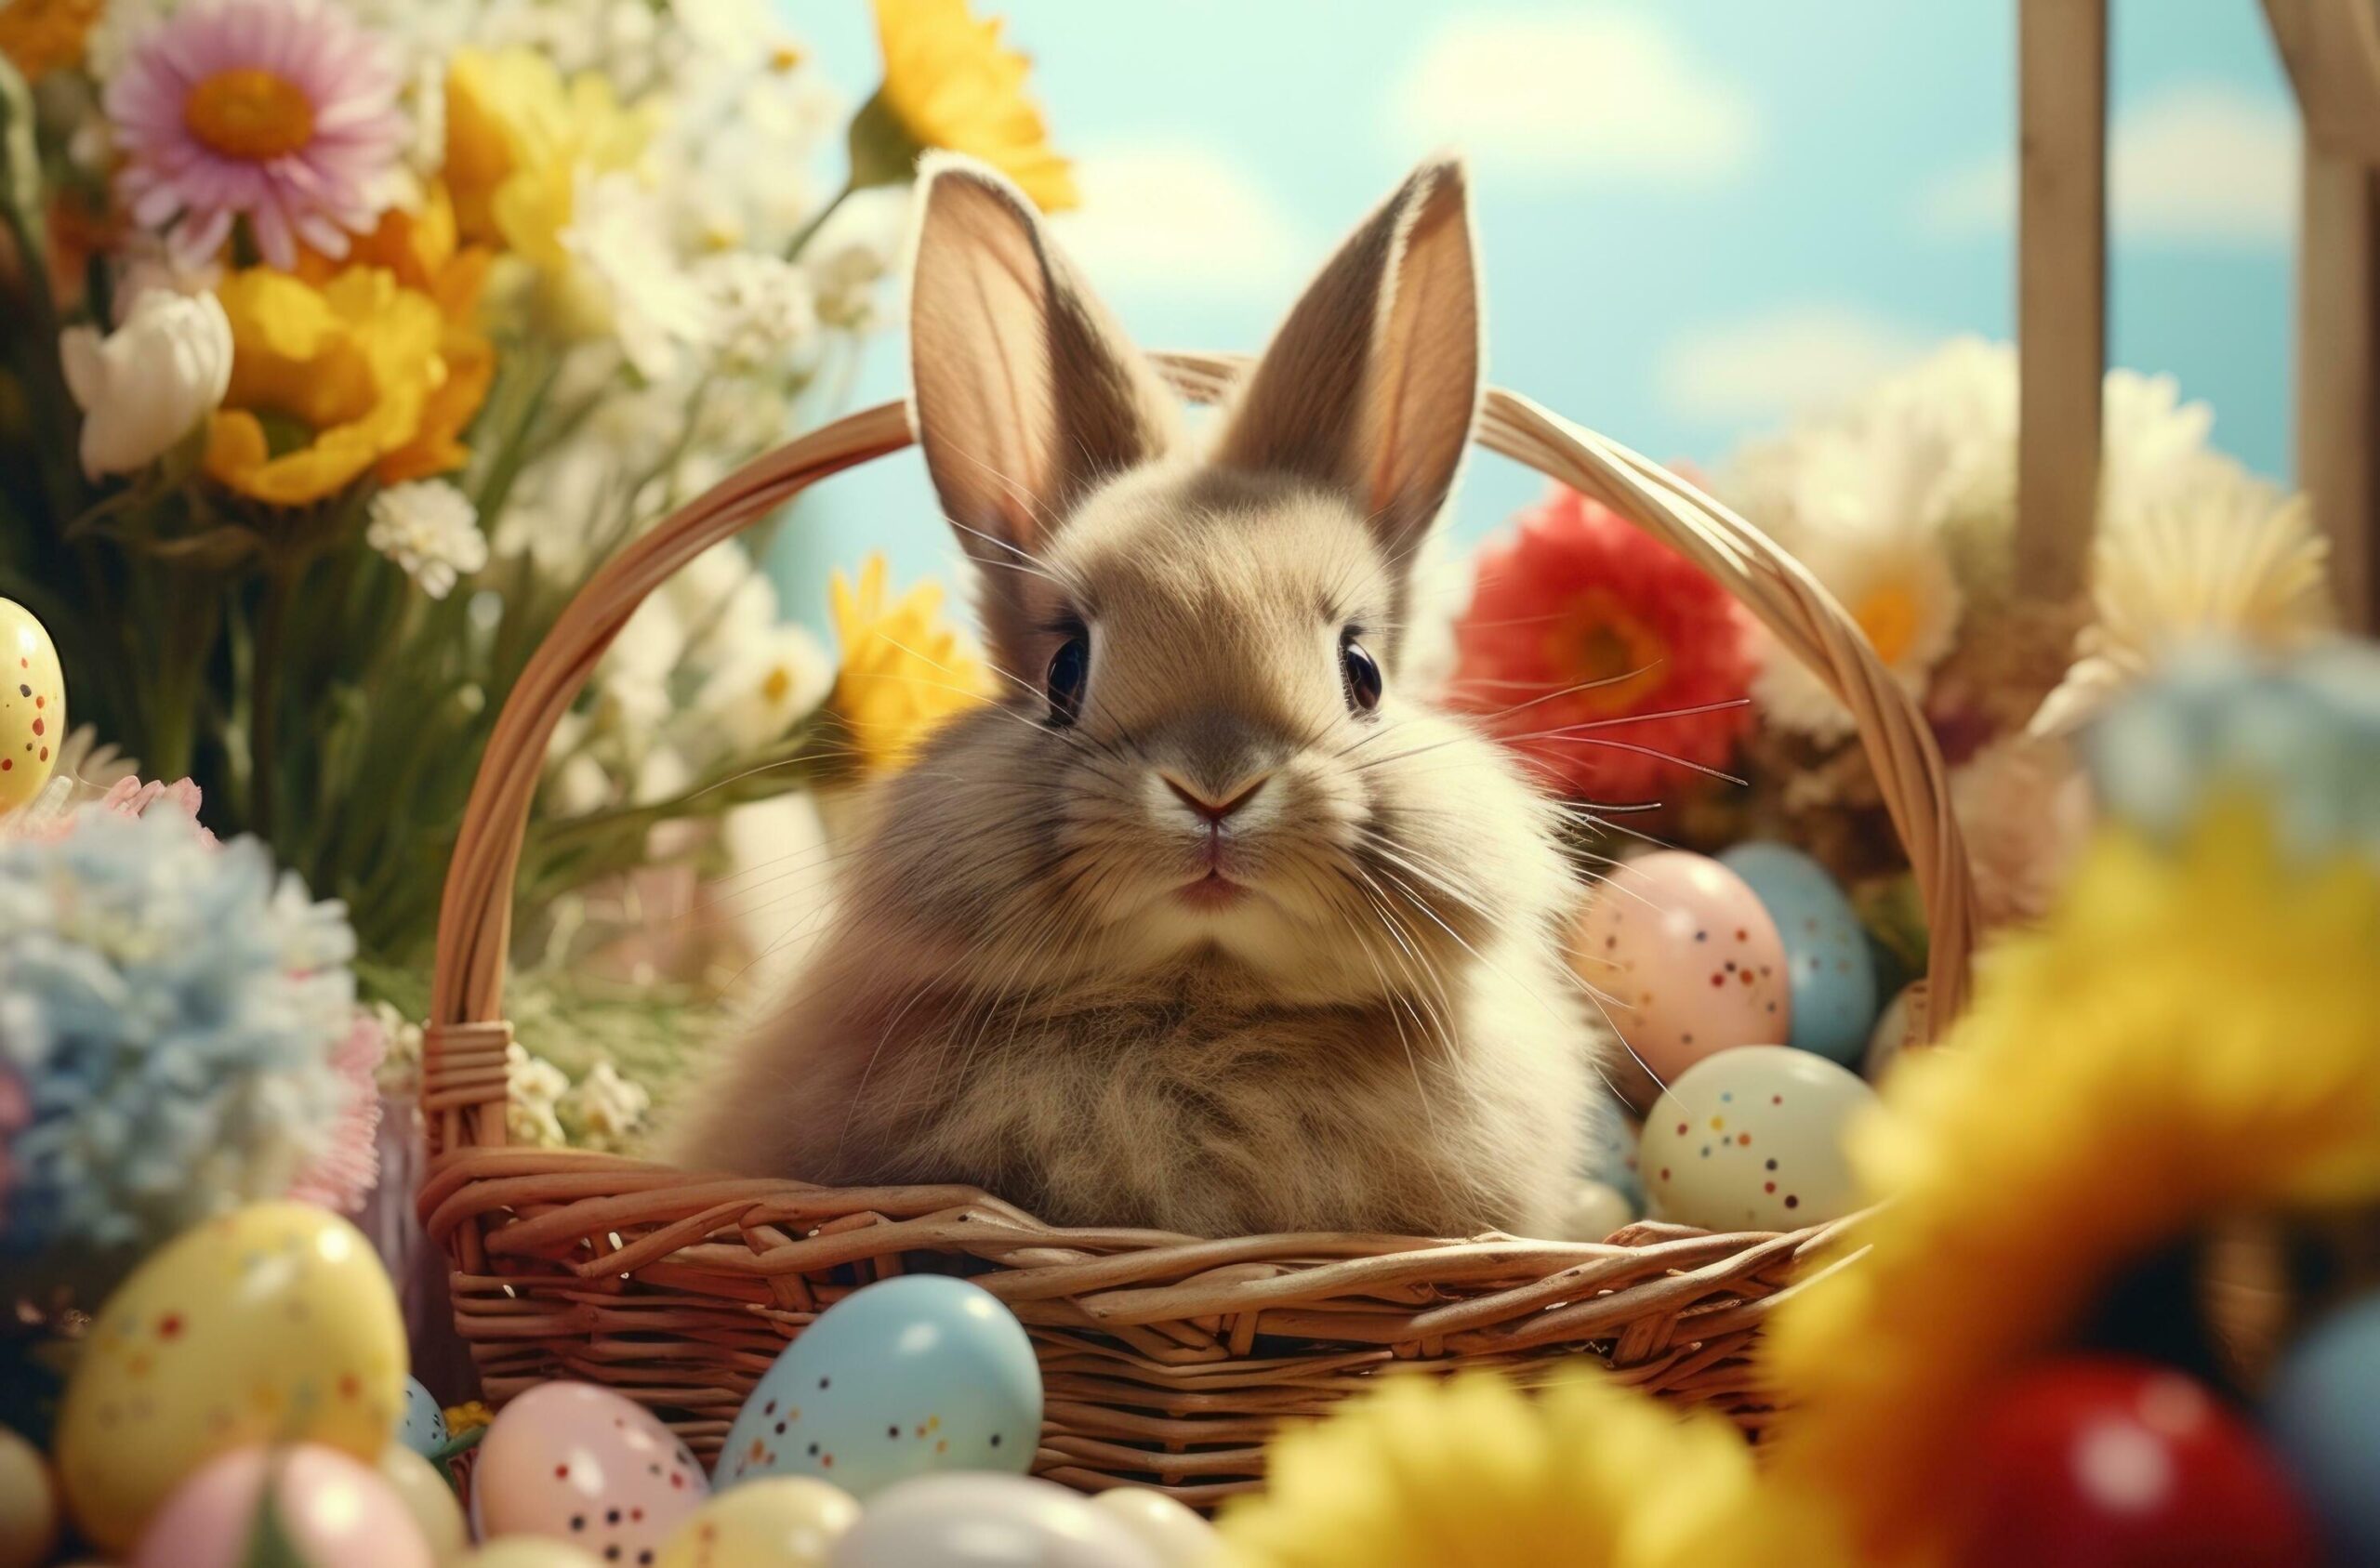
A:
669;152;1607;1238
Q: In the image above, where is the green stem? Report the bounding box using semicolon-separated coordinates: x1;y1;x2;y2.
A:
249;562;296;838
781;178;854;263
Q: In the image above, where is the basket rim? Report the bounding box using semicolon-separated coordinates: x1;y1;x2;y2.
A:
422;355;1977;1166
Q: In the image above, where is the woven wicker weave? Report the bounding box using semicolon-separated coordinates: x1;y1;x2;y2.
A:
419;355;1979;1506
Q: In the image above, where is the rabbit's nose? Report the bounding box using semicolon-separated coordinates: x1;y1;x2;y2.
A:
1161;770;1271;825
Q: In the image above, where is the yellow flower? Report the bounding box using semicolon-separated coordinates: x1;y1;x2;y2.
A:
442;46;649;260
0;0;99;80
442;1401;494;1438
860;0;1077;210
1217;1369;1847;1568
828;555;993;771
1766;806;2380;1563
205;267;455;506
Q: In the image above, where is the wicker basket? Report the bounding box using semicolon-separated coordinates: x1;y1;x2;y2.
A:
419;352;1980;1507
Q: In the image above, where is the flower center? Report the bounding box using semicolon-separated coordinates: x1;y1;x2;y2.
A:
184;68;315;161
762;665;794;704
1851;580;1921;666
1545;588;1670;714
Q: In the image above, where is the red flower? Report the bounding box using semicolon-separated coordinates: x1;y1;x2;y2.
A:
1448;485;1753;804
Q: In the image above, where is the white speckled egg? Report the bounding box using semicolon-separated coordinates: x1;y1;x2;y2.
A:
655;1475;859;1568
475;1382;709;1563
56;1203;407;1556
0;597;65;810
1569;851;1792;1082
1639;1046;1880;1231
1864;982;1928;1082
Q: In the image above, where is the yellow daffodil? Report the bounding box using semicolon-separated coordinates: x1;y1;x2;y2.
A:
828;555;993;771
856;0;1077;210
1218;1369;1848;1568
442;46;650;259
205;267;458;507
1766;805;2380;1563
0;0;99;80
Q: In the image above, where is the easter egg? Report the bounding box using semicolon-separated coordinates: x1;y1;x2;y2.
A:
456;1545;602;1568
1570;851;1790;1085
475;1382;707;1561
655;1476;860;1568
1556;1179;1636;1243
1955;1357;2320;1568
377;1444;468;1563
1090;1487;1223;1567
1638;1046;1878;1231
825;1474;1161;1568
1863;982;1927;1082
0;597;65;810
130;1443;432;1568
399;1377;450;1458
1718;843;1878;1064
2266;1294;2380;1561
0;1426;60;1568
716;1275;1041;1500
58;1202;407;1554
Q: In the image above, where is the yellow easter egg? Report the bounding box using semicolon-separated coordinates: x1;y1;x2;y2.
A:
0;597;65;810
377;1444;468;1564
456;1543;603;1568
656;1476;860;1568
0;1426;61;1568
57;1202;407;1555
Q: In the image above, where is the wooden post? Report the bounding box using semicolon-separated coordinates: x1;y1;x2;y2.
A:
2015;0;2109;605
2264;0;2380;633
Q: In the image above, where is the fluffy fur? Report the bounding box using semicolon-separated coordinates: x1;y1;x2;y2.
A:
669;154;1606;1237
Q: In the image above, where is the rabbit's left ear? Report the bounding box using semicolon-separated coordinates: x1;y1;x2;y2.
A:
1211;156;1481;566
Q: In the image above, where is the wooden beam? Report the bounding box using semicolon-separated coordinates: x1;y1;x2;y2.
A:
2015;0;2109;604
2296;147;2380;631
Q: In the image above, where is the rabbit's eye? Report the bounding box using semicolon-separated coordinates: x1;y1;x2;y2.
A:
1340;630;1382;715
1046;635;1090;726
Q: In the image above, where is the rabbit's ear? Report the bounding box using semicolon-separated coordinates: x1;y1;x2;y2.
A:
1212;156;1480;569
908;154;1180;600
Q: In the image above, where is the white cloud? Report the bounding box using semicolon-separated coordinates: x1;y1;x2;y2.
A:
1657;306;1932;425
1049;144;1311;296
1919;86;2297;246
1386;10;1755;184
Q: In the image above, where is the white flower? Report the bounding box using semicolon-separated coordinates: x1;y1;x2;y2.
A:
559;1061;651;1145
692;622;834;754
59;288;231;480
804;186;909;331
505;1042;570;1148
560;170;718;381
695;252;817;371
2098;367;2218;523
365;481;489;600
2032;473;2335;735
1950;733;2094;929
1751;517;1964;740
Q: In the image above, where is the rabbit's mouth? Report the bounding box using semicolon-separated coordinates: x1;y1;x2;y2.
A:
1174;869;1250;913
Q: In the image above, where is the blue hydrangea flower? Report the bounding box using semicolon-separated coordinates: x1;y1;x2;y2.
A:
0;810;358;1290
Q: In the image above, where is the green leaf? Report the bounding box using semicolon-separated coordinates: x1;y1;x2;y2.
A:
239;1452;314;1568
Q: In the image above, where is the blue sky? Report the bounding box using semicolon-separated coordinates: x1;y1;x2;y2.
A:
769;1;2298;635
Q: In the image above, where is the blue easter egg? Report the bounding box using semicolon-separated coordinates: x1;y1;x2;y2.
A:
717;1274;1042;1500
1717;843;1877;1065
396;1377;447;1458
2266;1293;2380;1562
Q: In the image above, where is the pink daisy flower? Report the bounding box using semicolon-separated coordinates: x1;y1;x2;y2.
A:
105;0;406;270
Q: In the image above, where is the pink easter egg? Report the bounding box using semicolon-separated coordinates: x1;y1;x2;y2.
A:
477;1382;708;1564
1570;850;1792;1084
131;1444;430;1568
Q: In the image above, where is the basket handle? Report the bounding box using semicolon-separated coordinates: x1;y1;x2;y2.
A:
424;359;1977;1156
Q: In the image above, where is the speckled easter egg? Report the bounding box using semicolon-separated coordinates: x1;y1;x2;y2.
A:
0;1426;60;1568
130;1443;430;1568
825;1474;1160;1568
716;1275;1041;1501
57;1203;407;1554
475;1382;708;1563
1639;1046;1880;1231
398;1377;449;1458
0;597;65;810
456;1545;603;1568
1570;851;1791;1083
656;1476;860;1568
1718;843;1878;1064
377;1444;468;1564
1863;982;1927;1082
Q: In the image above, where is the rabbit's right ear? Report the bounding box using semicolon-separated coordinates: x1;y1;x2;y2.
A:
908;155;1181;633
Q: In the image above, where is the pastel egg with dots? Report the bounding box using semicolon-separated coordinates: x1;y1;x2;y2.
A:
0;596;65;810
1717;843;1879;1065
716;1274;1041;1501
131;1443;431;1568
398;1376;450;1458
1638;1046;1880;1231
656;1475;859;1568
1569;850;1791;1085
826;1474;1161;1568
475;1381;708;1565
55;1202;409;1556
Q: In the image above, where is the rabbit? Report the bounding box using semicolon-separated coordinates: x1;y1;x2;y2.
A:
667;152;1608;1239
